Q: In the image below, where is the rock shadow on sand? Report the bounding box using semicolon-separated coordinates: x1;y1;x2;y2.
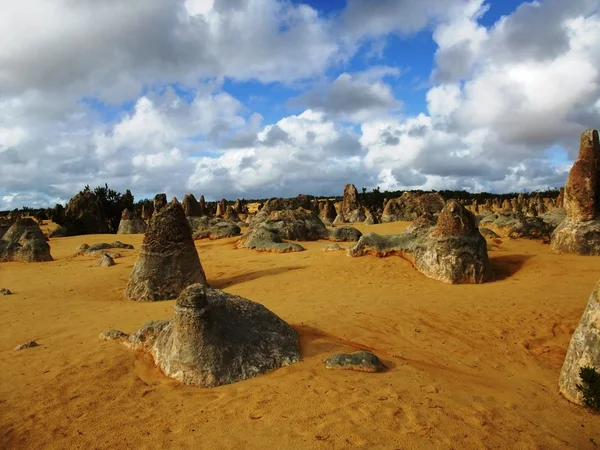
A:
488;254;533;281
210;265;305;289
295;325;398;370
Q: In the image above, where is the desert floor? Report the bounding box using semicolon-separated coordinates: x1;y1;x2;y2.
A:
2;221;600;449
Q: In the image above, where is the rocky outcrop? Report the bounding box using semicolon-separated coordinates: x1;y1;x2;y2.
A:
413;200;489;284
193;221;241;240
215;199;226;217
381;192;445;223
64;191;109;235
181;194;203;217
222;206;240;223
349;201;489;284
248;208;329;241
551;130;600;255
559;279;600;405
153;193;168;215
96;254;116;267
106;284;300;387
236;228;305;253
117;209;147;234
319;199;337;225
125;199;207;301
330;226;362;242
340;184;365;223
0;219;52;262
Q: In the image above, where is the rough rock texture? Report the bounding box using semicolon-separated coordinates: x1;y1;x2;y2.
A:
1;288;12;295
324;351;386;373
96;254;116;267
250;208;329;241
100;329;128;341
563;129;599;222
552;130;600;255
63;191;109;235
479;228;500;239
319;199;337;224
222;206;240;223
557;187;565;209
117;209;147;234
153;194;167;215
559;279;600;405
215;200;226;217
236;228;305;253
330;226;363;242
125;199;207;301
541;208;567;228
181;194;203;217
193;221;241;240
110;284;300;387
349;202;489;284
141;204;153;221
413;200;489;284
341;184;360;217
0;220;52;262
381;192;445;223
49;225;68;238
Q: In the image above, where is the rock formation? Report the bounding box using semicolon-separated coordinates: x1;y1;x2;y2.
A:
153;193;168;215
125;199;207;301
105;284;301;387
193;221;241;240
319;199;337;225
413;200;490;284
381;192;445;223
349;201;489;284
340;184;366;223
117;209;147;234
324;351;386;373
330;226;362;242
64;191;109;235
559;279;600;405
96;254;116;267
181;194;203;217
551;129;600;255
0;219;52;262
141;204;153;221
215;199;226;217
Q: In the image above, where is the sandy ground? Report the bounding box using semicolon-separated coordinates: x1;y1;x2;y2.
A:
2;221;600;449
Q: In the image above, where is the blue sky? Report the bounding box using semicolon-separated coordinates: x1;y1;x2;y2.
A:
0;0;599;208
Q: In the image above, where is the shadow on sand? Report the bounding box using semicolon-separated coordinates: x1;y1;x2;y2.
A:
209;265;305;289
489;254;533;281
294;324;398;370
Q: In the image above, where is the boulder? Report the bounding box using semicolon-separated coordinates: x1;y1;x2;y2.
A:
107;284;300;387
117;209;147;234
330;226;362;242
236;228;305;253
0;219;52;262
125;199;207;301
1;288;12;295
321;244;344;252
324;351;386;373
193;221;241;240
96;254;116;267
559;279;600;405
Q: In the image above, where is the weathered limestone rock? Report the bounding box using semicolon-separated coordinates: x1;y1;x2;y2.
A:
563;129;599;222
236;228;305;253
349;202;489;284
1;288;12;295
125;199;207;301
413;200;489;284
341;184;361;218
215;199;226;217
96;254;116;267
222;206;240;223
321;244;344;252
557;187;565;209
107;284;300;387
551;130;600;255
182;194;203;217
117;209;147;234
0;219;52;262
324;351;386;373
141;204;153;221
249;208;329;241
319;199;337;225
193;221;241;240
64;191;109;235
381;192;445;223
559;279;600;405
330;226;362;242
15;341;39;350
153;193;167;215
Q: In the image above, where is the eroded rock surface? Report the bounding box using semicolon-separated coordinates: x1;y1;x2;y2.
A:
106;284;301;387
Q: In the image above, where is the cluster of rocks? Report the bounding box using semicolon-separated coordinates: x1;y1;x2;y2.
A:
349;200;489;284
73;241;134;259
381;192;445;223
0;218;53;262
551;129;600;255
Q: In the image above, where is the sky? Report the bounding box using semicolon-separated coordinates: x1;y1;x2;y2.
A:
1;0;599;209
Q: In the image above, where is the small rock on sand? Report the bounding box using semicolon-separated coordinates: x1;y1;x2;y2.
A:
324;351;386;373
1;288;12;295
100;329;129;341
15;341;39;350
321;244;344;252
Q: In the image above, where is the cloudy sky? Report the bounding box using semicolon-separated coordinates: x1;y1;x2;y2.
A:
1;0;599;209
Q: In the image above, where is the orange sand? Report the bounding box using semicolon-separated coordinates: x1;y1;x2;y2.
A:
2;221;600;449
